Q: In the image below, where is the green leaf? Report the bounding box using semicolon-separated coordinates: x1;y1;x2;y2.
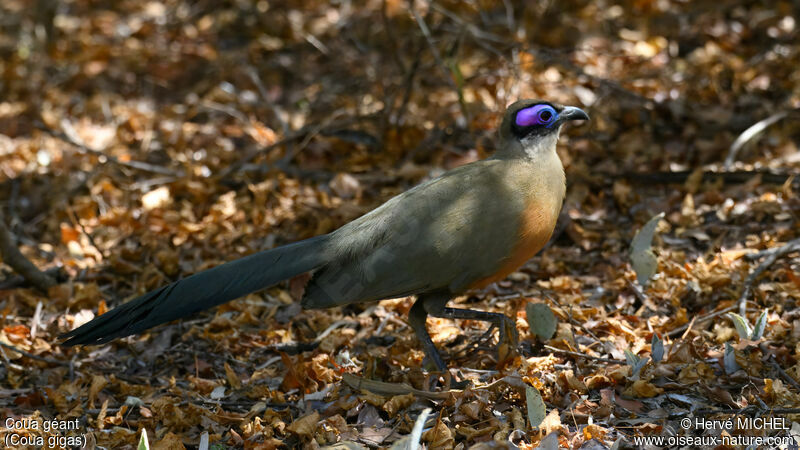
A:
538;432;560;450
526;386;546;428
634;357;649;379
629;212;664;286
137;429;150;450
624;349;640;367
651;333;664;363
525;303;557;340
124;396;144;408
625;349;648;379
723;342;739;374
751;309;768;340
726;313;752;340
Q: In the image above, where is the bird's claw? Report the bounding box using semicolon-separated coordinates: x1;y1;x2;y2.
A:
472;323;499;350
463;316;519;362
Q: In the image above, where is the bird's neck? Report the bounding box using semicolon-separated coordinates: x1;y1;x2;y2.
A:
494;133;566;207
495;132;561;163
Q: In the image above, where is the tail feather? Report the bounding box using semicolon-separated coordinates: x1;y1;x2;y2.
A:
60;235;330;346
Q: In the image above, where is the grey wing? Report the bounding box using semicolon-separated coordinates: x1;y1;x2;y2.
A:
301;161;522;308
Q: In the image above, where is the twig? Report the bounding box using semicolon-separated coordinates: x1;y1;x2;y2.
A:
409;1;469;124
343;373;454;400
217;134;306;179
218;115;370;179
34;120;182;177
381;0;407;74
738;237;800;316
679;314;698;340
269;341;320;355
744;238;800;262
429;2;510;45
267;320;359;355
201;101;250;125
0;345;23;371
0;266;63;290
128;176;179;191
409;3;450;86
394;45;424;127
30;301;43;339
543;345;624;364
724;109;798;170
524;48;651;105
66;205;103;259
768;355;800;391
667;305;740;338
0;341;71;366
281;111;350;166
620;170;799;187
501;0;515;32
246;66;291;139
0;212;56;292
627;279;648;304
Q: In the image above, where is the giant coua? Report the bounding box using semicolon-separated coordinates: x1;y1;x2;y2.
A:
61;100;589;371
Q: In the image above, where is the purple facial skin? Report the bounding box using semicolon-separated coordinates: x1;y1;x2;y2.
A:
515;105;557;128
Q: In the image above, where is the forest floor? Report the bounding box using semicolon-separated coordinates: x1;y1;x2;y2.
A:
0;0;799;448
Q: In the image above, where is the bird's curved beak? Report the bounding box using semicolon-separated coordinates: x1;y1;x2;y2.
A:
558;106;590;124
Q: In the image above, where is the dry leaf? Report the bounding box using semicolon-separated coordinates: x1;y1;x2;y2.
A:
287;411;320;437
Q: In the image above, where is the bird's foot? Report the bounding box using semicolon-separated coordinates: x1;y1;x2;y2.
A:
469;322;499;352
423;369;472;391
496;316;519;364
463;316;518;354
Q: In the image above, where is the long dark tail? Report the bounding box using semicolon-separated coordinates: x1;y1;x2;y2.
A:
60;235;331;346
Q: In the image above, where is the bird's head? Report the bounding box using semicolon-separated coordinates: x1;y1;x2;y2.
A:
499;99;589;157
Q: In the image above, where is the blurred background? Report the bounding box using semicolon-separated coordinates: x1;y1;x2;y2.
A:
0;0;799;448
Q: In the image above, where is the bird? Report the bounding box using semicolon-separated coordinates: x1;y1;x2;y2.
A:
60;100;589;371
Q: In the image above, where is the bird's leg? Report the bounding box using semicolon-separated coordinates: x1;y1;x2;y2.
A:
428;306;519;357
408;295;448;372
410;293;519;370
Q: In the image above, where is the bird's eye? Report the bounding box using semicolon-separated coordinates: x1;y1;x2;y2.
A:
515;104;558;127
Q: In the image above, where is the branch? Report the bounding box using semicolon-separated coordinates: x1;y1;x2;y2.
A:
543;345;625;364
0;212;56;292
409;1;469;125
0;267;62;290
216;132;310;180
738;237;800;316
217;115;372;180
524;48;652;105
724;109;799;170
0;340;70;366
34;120;183;177
619;170;798;186
667;305;741;338
745;238;800;261
769;355;800;391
